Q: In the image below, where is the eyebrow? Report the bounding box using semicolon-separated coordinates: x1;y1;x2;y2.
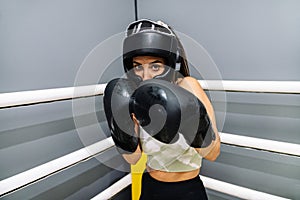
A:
133;60;164;66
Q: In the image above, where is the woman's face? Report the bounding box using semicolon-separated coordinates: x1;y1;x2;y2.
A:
132;56;166;81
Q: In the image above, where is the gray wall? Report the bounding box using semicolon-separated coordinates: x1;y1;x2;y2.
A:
0;0;134;199
138;0;300;81
1;0;300;199
0;0;134;93
138;0;300;199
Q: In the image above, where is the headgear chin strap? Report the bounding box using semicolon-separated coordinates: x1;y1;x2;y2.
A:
123;19;180;83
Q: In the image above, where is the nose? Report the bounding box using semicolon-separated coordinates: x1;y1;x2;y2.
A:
142;66;152;81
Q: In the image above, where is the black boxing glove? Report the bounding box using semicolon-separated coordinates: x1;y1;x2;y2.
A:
179;93;216;148
130;79;215;147
130;79;181;144
103;78;139;154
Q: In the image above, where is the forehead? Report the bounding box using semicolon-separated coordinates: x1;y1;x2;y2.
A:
133;56;165;64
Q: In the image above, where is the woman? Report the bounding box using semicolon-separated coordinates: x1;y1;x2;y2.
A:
104;19;220;200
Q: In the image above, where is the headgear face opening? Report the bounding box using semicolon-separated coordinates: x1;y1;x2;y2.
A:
123;19;179;83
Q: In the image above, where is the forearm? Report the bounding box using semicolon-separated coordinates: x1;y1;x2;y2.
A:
199;133;220;161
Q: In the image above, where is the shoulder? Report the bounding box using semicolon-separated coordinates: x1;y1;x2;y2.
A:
177;76;204;93
177;76;201;86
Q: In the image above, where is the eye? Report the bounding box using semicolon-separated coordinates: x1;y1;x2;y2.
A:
133;65;143;71
150;64;162;71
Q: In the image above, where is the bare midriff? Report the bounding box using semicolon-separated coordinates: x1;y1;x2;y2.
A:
147;166;200;182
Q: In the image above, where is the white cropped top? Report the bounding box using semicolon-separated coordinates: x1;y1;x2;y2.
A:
139;127;202;172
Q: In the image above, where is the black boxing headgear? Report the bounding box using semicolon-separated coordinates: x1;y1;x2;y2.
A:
123;19;179;83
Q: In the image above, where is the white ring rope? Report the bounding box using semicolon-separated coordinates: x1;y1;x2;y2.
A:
199;80;300;94
0;84;106;109
0;80;299;109
0;137;114;197
201;176;291;200
220;132;300;156
90;173;132;200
